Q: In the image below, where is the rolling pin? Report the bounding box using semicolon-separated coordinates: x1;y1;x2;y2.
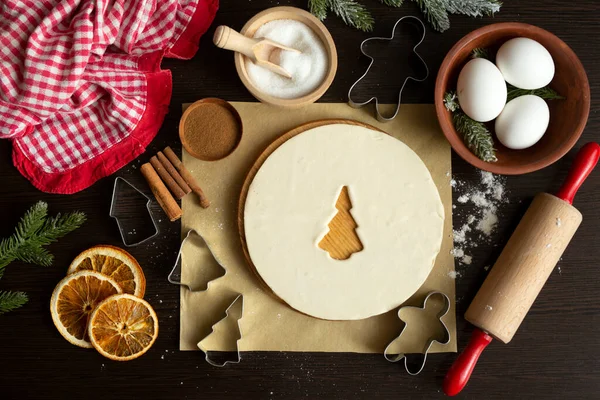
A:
444;142;600;396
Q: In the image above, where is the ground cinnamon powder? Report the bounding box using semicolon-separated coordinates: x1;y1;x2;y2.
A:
183;103;241;160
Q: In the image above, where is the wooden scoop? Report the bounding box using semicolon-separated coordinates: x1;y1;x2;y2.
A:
213;25;300;79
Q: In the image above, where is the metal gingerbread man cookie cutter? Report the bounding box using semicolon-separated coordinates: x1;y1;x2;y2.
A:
384;291;451;375
348;15;429;122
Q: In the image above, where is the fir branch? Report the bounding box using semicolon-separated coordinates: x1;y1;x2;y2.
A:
453;111;498;163
39;211;87;246
327;0;374;32
506;84;565;102
446;0;502;17
309;0;328;21
0;202;86;279
379;0;404;6
308;0;501;32
414;0;451;32
444;91;460;112
471;47;490;60
0;290;28;315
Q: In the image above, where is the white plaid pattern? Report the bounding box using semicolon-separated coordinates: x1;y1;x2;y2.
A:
0;0;207;178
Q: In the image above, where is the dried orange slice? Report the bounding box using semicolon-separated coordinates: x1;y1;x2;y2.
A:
88;294;159;361
67;245;145;298
50;270;122;348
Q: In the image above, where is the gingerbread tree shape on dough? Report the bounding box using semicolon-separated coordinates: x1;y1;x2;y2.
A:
318;186;364;260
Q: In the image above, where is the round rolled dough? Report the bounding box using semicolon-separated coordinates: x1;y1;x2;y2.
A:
244;124;444;320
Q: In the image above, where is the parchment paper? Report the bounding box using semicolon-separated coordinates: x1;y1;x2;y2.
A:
180;102;456;353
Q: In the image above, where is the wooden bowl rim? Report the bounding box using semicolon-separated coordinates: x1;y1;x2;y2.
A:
178;98;243;161
434;22;591;175
234;6;338;108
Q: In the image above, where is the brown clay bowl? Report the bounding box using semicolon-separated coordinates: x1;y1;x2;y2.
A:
435;22;590;175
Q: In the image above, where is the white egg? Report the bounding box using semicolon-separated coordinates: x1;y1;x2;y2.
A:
496;37;555;90
457;58;507;122
495;95;550;150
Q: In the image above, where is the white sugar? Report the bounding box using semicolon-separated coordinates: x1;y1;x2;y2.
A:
245;19;328;99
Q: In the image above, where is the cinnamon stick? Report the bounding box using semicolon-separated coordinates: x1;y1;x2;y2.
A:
150;156;186;199
157;151;191;195
140;163;182;222
163;146;210;208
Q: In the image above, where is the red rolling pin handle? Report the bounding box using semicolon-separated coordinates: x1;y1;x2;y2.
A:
555;142;600;204
443;329;493;396
443;142;600;397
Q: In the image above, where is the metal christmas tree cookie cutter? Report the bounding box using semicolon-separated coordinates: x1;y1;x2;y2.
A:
109;177;159;247
197;294;244;367
347;16;429;122
384;291;451;375
168;229;226;291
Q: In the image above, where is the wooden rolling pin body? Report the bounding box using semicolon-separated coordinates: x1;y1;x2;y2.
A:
465;193;582;343
444;142;600;397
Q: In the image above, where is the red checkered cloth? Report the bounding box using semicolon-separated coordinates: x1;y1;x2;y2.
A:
0;0;218;193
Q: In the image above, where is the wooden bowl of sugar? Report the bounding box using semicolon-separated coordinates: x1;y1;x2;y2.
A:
233;6;337;108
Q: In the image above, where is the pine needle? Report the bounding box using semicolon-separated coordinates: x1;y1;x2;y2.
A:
471;47;490;59
444;91;460;112
0;291;28;315
379;0;404;6
453;112;498;163
309;0;328;20
414;0;451;32
0;201;86;279
446;0;502;17
507;84;565;102
308;0;501;32
327;0;374;32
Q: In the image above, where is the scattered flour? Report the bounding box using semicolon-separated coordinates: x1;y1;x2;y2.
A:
448;270;461;279
477;209;499;236
450;248;464;258
457;195;469;203
556;217;562;227
485;305;493;311
453;224;471;243
451;170;509;271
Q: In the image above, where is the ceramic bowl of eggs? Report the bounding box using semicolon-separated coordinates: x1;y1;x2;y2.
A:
435;22;590;175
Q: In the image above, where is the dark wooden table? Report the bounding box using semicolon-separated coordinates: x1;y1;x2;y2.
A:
1;1;599;399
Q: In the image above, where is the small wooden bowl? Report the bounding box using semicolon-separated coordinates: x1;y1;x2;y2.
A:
234;6;337;108
435;23;590;175
179;98;243;161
